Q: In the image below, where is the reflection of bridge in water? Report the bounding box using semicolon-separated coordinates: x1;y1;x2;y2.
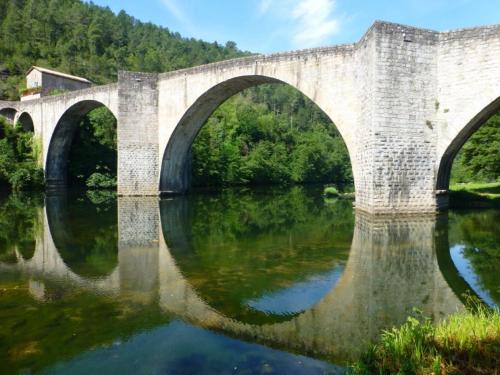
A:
2;196;465;361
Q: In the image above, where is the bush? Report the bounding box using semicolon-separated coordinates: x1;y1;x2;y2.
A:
349;304;500;374
323;186;340;197
86;172;116;189
0;118;44;191
9;166;44;191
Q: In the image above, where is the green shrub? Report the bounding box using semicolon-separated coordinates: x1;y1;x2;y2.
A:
323;186;340;197
8;166;44;191
86;172;116;189
0;118;44;191
349;304;500;374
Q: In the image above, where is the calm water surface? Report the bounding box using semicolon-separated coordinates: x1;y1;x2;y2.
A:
0;187;498;374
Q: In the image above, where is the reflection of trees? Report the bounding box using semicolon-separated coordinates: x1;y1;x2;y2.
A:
46;192;118;278
0;280;170;375
0;193;42;262
162;186;354;323
449;210;500;305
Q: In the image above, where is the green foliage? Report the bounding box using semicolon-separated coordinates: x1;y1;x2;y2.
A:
0;192;43;263
350;304;500;374
192;89;353;187
451;114;500;183
68;107;117;186
86;172;116;189
0;118;44;191
448;209;500;305
163;186;354;324
0;0;246;100
449;181;500;208
323;186;340;197
8;165;44;191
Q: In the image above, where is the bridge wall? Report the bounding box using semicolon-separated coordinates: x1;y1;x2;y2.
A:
0;21;498;213
156;44;361;196
435;25;500;195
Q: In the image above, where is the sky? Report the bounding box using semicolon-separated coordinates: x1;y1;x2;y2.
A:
87;0;500;53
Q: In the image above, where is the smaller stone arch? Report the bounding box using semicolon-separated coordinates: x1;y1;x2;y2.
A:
436;96;500;191
45;100;117;188
0;107;17;125
17;112;34;132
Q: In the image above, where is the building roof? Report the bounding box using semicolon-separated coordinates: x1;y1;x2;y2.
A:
26;66;92;84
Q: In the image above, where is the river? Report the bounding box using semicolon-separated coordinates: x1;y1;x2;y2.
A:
0;187;498;374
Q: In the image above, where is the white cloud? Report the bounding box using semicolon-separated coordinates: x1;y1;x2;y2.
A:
257;0;340;49
291;0;339;47
161;0;196;34
258;0;272;15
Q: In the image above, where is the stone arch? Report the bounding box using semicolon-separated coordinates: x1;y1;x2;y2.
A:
45;100;117;187
0;107;17;124
17;112;34;132
436;96;500;191
159;75;355;194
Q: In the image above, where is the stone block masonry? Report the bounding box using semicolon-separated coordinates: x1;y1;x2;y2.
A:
117;71;159;196
0;21;498;213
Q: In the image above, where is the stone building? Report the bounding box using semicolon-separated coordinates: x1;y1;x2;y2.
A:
21;66;91;101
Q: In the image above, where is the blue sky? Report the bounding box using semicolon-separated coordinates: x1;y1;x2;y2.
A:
88;0;500;53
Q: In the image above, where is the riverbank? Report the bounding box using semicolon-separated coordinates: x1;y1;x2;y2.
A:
449;182;500;209
349;304;500;374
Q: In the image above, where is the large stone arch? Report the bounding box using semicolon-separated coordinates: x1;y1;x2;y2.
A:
159;74;356;194
45;100;117;187
436;96;500;192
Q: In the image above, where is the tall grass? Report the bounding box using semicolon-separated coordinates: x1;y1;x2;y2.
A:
349;304;500;374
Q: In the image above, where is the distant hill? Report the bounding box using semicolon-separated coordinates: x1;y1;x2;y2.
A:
0;0;246;100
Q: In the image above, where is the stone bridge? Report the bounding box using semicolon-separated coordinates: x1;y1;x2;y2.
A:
1;196;467;361
0;21;499;213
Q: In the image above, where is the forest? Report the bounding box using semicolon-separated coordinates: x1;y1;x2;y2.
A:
0;0;498;191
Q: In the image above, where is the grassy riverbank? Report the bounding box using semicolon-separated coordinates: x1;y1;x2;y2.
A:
349;304;500;374
449;182;500;209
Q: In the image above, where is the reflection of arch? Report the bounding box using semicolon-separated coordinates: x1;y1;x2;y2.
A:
159;76;354;194
0;107;16;124
45;192;118;278
160;197;309;324
156;197;466;360
17;112;34;132
436;97;500;190
435;212;492;307
45;100;117;187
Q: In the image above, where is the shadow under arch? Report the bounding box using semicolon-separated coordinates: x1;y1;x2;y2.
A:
17;112;34;132
45;100;117;187
159;75;355;194
436;96;500;191
45;192;118;279
0;107;17;124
